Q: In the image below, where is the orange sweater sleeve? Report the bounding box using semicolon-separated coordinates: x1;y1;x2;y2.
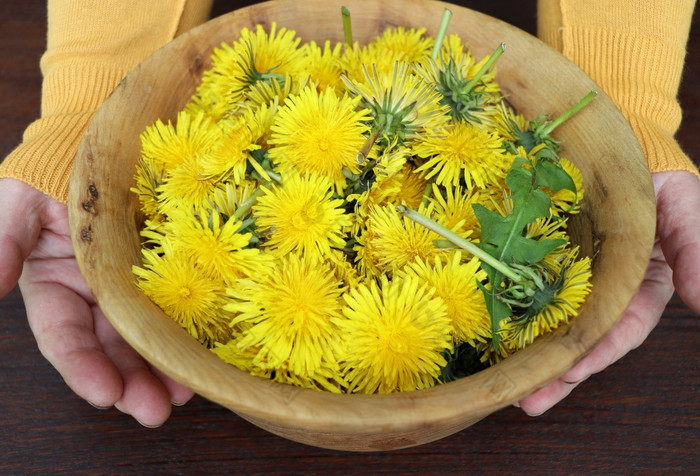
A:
0;0;214;204
538;0;698;177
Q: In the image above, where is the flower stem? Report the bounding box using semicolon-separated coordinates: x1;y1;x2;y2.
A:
357;129;380;164
431;8;453;59
421;181;433;207
341;6;353;45
540;90;597;136
433;239;457;249
233;182;271;221
397;205;524;282
462;42;506;94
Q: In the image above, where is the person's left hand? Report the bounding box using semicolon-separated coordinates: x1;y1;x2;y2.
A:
516;170;700;415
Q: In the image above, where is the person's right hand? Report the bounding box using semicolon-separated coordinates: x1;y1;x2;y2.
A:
0;177;194;427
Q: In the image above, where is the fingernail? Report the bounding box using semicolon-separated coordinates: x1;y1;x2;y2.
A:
171;401;186;407
88;402;110;411
137;420;163;429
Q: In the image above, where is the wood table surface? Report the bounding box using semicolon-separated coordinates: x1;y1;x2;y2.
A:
1;1;698;473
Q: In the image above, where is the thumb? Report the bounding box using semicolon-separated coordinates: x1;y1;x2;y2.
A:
653;171;700;314
0;178;45;297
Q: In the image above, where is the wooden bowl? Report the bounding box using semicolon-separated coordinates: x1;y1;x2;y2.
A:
68;0;655;451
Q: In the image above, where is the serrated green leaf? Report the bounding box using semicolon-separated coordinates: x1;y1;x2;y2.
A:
477;279;512;344
534;157;576;195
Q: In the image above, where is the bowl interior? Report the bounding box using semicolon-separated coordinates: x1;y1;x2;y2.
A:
68;0;655;451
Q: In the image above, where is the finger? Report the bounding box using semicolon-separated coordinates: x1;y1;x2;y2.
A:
20;276;125;408
150;366;195;406
517;245;673;416
93;306;173;427
518;380;580;416
654;171;700;313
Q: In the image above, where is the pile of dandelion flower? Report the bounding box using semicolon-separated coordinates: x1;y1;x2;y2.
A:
131;9;594;394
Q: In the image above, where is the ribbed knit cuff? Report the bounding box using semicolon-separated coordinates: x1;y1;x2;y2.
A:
0;65;129;202
0;0;214;204
537;0;698;178
560;26;698;177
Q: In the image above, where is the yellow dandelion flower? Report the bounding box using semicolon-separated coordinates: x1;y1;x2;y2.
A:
241;98;279;150
352;224;383;279
186;42;244;120
324;249;365;291
414;120;510;189
347;146;409;213
156;156;224;215
189;23;305;119
300;40;345;93
140;110;220;169
212;337;346;393
164;206;272;285
333;275;453;393
199;117;261;184
244;73;308;110
500;249;593;350
489;101;526;143
400;253;490;344
339;43;394;86
429;183;483;241
226;253;345;379
356;204;451;276
372;143;410;184
239;22;305;87
368;26;434;65
206;181;258;219
133;242;233;345
253;172;352;259
268;86;371;191
342;62;450;147
395;167;429;208
131;158;165;222
352;162;426;237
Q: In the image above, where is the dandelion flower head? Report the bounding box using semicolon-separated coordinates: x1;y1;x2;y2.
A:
414;120;510;189
226;253;345;380
253;172;352;260
333;275;453;393
268;86;372;191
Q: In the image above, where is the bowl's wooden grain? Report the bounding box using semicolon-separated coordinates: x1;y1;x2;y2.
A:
68;0;655;451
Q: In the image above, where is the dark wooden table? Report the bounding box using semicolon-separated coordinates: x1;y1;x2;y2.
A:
1;1;698;473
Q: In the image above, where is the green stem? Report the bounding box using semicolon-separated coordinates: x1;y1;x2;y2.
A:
233;182;271;221
341;6;353;45
234;217;256;234
431;8;453;59
397;205;523;282
357;129;380;164
541;90;597;136
421;181;433;208
433;239;457;249
462;42;506;94
266;170;283;183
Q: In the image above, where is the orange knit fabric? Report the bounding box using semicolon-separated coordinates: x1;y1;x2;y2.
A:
0;0;213;203
538;0;698;177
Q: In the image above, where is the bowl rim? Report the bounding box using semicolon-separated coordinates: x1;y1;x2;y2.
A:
68;0;656;451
